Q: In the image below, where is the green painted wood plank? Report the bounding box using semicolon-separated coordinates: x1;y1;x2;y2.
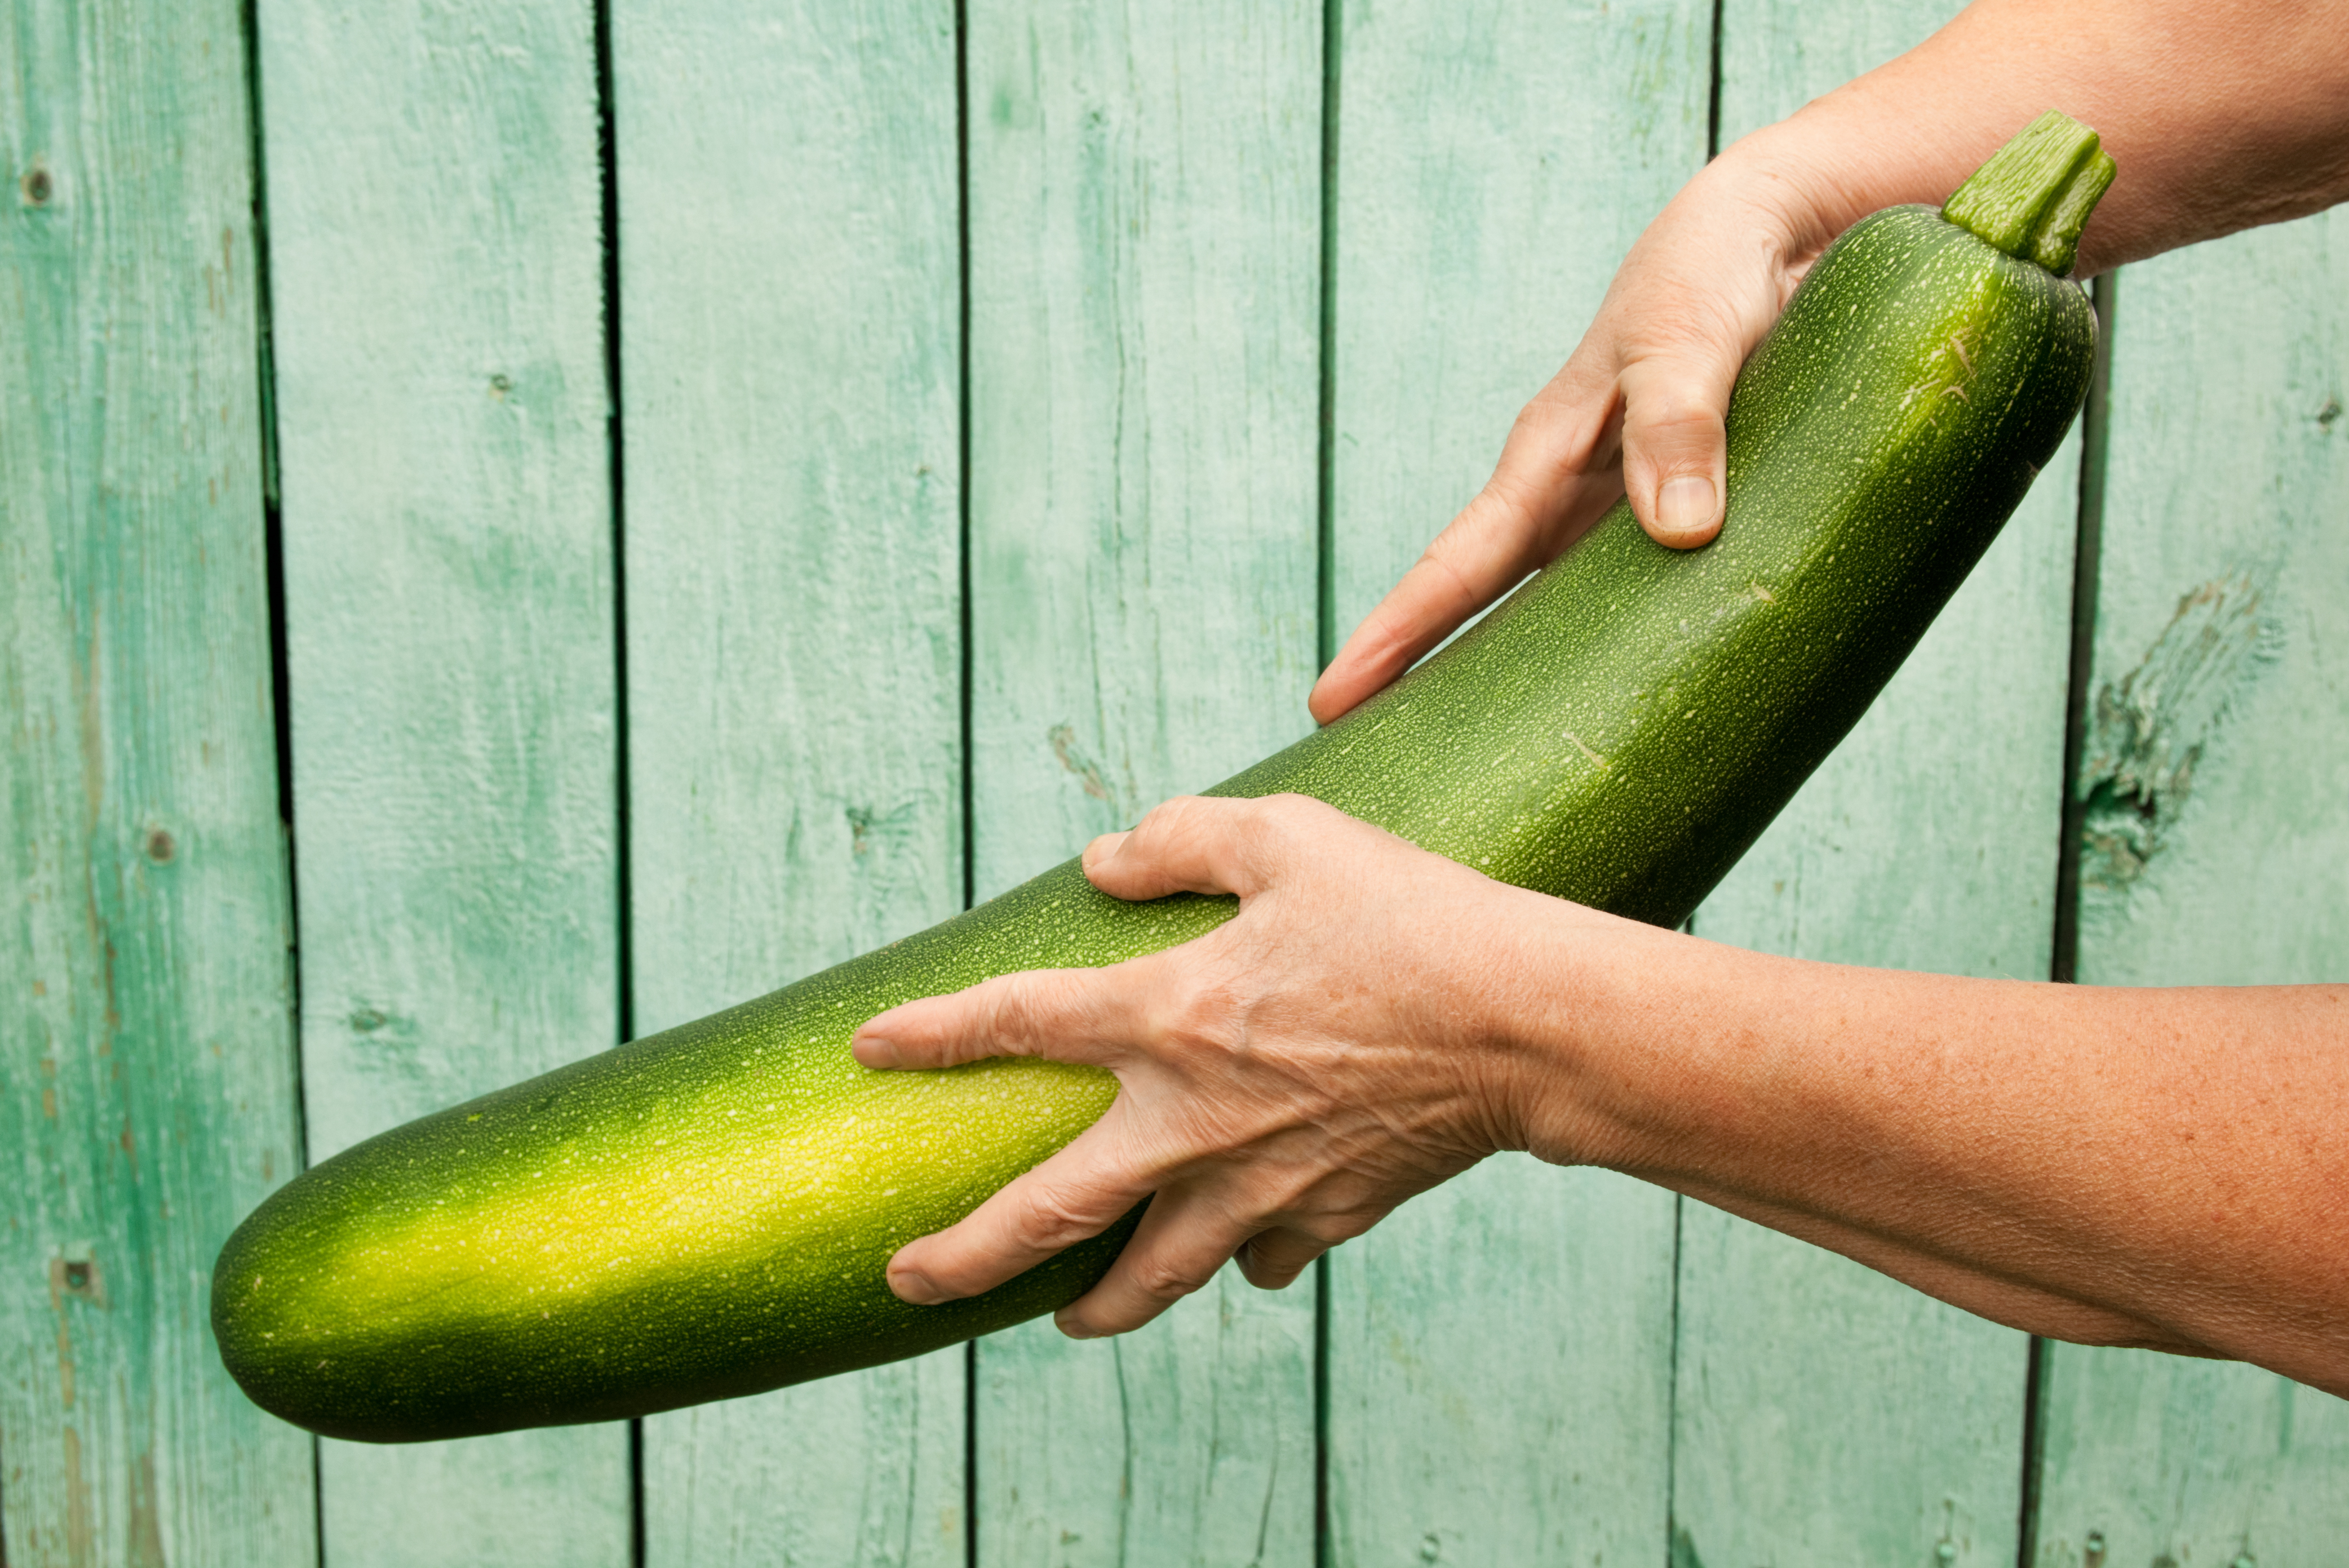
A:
644;1360;964;1568
1324;1162;1675;1567
2032;1352;2349;1568
611;3;968;1562
1324;0;1713;643
2036;211;2349;1568
963;4;1322;1562
256;0;626;1558
1668;1223;2032;1568
1320;2;1705;1561
1673;5;2065;1563
2067;231;2346;987
0;0;316;1561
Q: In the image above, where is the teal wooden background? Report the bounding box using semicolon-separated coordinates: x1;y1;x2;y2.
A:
5;0;2343;1561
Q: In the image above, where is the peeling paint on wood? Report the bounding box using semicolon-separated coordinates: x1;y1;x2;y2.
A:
2078;569;2279;890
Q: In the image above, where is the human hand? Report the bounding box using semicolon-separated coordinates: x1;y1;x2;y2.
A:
1307;142;1844;725
849;794;1590;1338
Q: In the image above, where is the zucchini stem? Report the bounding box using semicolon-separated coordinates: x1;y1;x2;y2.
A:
1942;110;2118;277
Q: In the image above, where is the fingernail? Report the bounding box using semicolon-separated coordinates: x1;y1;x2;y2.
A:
889;1265;945;1305
1081;830;1131;870
1656;474;1716;536
1054;1312;1101;1340
851;1035;898;1068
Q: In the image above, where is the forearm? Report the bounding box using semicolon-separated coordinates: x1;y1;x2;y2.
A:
1723;0;2349;274
1501;903;2349;1394
1667;1184;2214;1357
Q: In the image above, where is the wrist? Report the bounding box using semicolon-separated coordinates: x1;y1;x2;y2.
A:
1473;893;1718;1171
1716;112;1964;265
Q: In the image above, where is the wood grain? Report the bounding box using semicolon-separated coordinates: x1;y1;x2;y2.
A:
1325;1162;1676;1568
1676;4;2064;1563
611;1;969;1561
257;0;627;1558
0;0;315;1561
1320;2;1706;1561
2038;211;2349;1568
962;3;1323;1561
1324;0;1713;643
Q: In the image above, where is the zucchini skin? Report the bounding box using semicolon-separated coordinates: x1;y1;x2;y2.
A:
214;206;2093;1442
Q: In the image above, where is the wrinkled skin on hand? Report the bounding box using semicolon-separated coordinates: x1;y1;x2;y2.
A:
853;794;1611;1339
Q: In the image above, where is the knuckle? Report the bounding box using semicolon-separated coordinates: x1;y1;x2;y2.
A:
1506;387;1590;451
1144;978;1242;1062
1141;794;1219;859
1231;1239;1324;1286
1256;793;1320;836
1128;794;1188;845
1416;509;1522;599
1010;1183;1106;1254
1470;470;1553;537
981;980;1049;1052
1433;491;1511;548
1129;1256;1215;1305
1232;794;1284;837
1624;393;1725;443
1248;1259;1309;1291
1618;350;1733;427
1162;793;1216;829
1230;794;1323;881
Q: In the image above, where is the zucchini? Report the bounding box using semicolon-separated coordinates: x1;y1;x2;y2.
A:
214;114;2112;1442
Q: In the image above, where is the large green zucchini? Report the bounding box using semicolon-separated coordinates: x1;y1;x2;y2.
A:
214;115;2113;1442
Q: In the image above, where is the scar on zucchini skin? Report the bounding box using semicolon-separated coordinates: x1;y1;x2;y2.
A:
2077;570;2277;889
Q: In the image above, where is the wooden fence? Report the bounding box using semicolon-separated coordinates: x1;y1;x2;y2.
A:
5;0;2344;1562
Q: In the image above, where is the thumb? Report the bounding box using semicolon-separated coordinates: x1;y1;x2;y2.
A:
1308;361;1626;726
1080;794;1313;904
1617;349;1735;549
851;962;1137;1071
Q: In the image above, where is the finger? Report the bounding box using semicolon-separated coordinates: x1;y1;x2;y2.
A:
852;961;1141;1071
1232;1225;1327;1292
1054;1187;1256;1339
884;1117;1156;1305
1617;348;1736;549
1309;365;1624;725
1079;794;1327;905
